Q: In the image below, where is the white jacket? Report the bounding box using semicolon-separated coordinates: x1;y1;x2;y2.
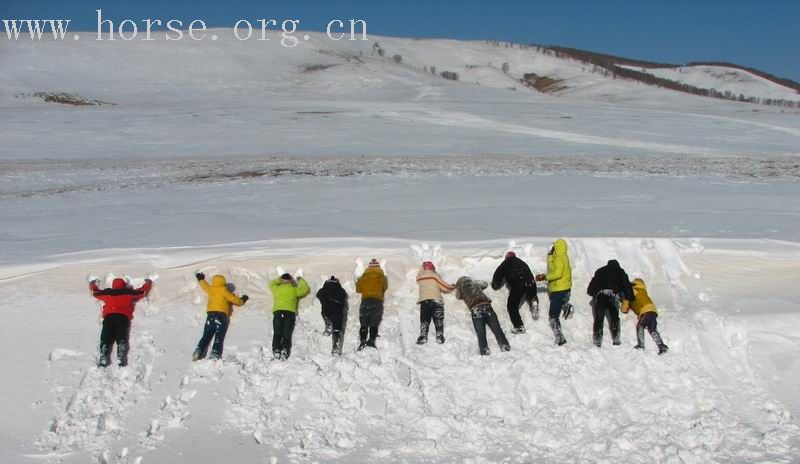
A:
416;269;454;303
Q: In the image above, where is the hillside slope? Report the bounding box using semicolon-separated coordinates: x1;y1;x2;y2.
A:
1;32;799;160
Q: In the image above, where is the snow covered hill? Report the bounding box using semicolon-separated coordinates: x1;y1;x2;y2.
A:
1;32;799;160
2;238;799;463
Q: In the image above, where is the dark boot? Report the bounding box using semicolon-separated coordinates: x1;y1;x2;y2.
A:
366;326;378;348
323;316;332;336
417;322;429;345
549;319;567;346
357;327;369;351
593;332;602;347
433;317;445;344
116;341;129;367
612;332;622;346
530;300;540;321
634;326;645;349
331;331;342;356
97;344;111;368
651;330;669;355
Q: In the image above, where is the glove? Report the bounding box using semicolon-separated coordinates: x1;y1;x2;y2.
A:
295;268;304;278
87;274;99;284
241;295;250;303
535;273;546;282
491;282;502;291
146;273;159;282
196;272;205;281
621;300;630;313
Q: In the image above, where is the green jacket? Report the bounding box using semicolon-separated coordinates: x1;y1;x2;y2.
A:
546;239;572;293
269;277;311;313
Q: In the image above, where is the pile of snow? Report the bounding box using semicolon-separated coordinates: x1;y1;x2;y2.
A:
2;238;799;463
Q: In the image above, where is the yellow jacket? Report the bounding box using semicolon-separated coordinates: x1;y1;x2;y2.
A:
625;278;658;317
356;267;388;301
199;275;245;316
546;239;572;293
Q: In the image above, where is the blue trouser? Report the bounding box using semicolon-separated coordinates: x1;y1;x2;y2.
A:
548;290;571;320
196;312;230;357
471;303;510;355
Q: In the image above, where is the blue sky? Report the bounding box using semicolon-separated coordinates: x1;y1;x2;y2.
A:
3;0;799;80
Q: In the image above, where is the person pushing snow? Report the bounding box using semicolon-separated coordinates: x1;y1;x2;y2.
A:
89;275;154;367
535;239;573;346
193;273;249;361
454;276;510;356
415;261;455;345
269;272;311;360
586;260;634;348
492;251;540;334
355;258;388;351
623;278;669;355
315;276;349;356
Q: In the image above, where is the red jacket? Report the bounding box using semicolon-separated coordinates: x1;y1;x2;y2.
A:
91;278;153;320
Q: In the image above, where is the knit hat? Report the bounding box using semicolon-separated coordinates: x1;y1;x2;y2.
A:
327;275;339;283
422;261;435;271
111;278;127;289
280;273;293;282
505;251;516;259
368;258;381;268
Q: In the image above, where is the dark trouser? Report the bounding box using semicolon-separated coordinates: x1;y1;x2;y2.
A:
636;312;666;348
419;299;445;339
323;305;345;354
196;312;230;358
359;298;384;344
592;292;621;346
507;281;539;329
99;313;131;366
548;290;571;344
272;310;297;357
470;303;510;355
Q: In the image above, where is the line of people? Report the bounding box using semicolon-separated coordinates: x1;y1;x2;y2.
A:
87;240;667;367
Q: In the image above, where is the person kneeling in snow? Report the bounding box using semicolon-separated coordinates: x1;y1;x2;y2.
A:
89;275;154;367
269;273;311;360
415;261;455;345
316;276;348;356
356;259;388;351
623;278;669;355
454;276;510;356
193;273;249;361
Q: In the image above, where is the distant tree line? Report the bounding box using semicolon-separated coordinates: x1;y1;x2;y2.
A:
485;41;799;108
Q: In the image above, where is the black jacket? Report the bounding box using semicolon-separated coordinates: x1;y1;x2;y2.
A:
491;256;534;290
316;280;348;312
586;260;634;300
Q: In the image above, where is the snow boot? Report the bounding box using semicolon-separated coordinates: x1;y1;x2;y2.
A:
323;316;333;336
549;318;567;346
331;331;342;356
192;348;204;362
612;332;622;346
117;341;129;367
97;344;111;368
280;349;290;360
272;350;282;360
500;344;511;352
511;326;526;335
417;322;429;345
634;326;646;349
208;352;221;361
366;326;378;348
433;317;445;344
357;327;369;351
480;347;491;356
530;301;540;321
562;303;574;320
651;330;669;355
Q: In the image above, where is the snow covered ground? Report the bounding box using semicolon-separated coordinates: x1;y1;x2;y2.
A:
2;238;799;463
2;30;800;463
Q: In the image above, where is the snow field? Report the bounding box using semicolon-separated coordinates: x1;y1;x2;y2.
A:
2;238;798;463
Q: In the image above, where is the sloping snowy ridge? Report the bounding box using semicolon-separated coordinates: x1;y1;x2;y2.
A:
3;238;799;463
